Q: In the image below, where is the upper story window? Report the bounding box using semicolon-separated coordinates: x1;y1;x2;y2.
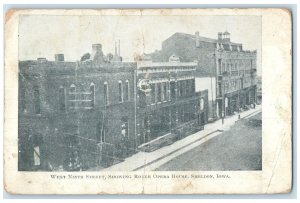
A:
179;80;186;97
150;83;156;104
157;83;162;102
33;86;41;114
90;83;95;108
162;82;167;101
104;82;109;106
218;59;222;75
170;81;176;100
59;86;66;111
178;81;182;97
118;80;123;103
186;80;191;95
124;80;130;101
69;84;76;108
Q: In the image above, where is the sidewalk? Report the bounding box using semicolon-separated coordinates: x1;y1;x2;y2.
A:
99;105;262;171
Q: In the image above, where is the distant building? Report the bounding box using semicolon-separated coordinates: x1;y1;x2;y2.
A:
149;31;258;118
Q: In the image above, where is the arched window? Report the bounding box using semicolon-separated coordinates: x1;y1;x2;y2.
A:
69;84;76;108
121;117;129;138
124;80;129;101
118;80;123;102
104;82;108;106
33;86;41;114
90;83;95;108
96;121;106;143
59;86;66;111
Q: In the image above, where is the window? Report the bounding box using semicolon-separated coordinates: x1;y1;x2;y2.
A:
121;117;129;138
179;106;184;123
104;82;108;105
162;82;167;101
124;80;129;101
185;80;190;95
157;83;162;102
170;81;176;100
96;121;106;143
166;82;170;101
69;84;76;108
33;87;41;114
150;83;156;104
59;86;66;111
118;80;123;102
90;83;95;108
182;80;186;96
191;79;195;93
179;80;185;96
31;133;43;167
218;59;222;75
178;81;182;97
222;63;225;72
33;146;41;166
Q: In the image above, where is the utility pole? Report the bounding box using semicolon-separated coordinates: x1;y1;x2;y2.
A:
238;77;241;119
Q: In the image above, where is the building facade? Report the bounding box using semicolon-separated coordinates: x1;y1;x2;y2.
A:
18;42;211;171
149;31;258;119
136;58;208;151
18;44;137;171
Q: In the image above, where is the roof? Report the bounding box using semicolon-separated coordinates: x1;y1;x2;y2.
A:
174;32;217;43
137;61;197;69
168;32;242;46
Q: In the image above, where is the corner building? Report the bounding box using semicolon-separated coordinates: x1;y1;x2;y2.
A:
18;44;137;171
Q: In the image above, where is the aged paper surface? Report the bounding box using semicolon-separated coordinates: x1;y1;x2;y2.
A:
4;8;292;194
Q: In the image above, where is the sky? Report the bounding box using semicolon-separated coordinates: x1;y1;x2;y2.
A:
19;15;261;75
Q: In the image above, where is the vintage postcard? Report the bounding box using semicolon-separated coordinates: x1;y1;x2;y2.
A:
4;8;292;194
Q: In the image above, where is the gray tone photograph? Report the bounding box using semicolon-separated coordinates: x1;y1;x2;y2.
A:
18;14;262;172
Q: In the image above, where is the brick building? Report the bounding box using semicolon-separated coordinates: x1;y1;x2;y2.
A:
18;42;210;171
18;44;137;171
136;57;208;151
149;31;257;119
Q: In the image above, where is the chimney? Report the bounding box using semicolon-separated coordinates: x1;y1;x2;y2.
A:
37;57;47;62
218;32;223;41
91;43;105;63
55;54;64;62
92;44;102;56
195;31;200;48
